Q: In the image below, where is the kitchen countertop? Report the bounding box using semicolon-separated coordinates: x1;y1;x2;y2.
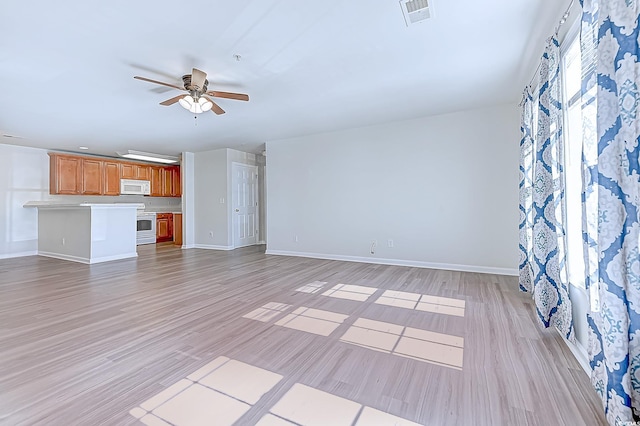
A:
24;201;145;209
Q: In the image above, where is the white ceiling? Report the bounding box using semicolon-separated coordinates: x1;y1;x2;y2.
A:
0;0;568;157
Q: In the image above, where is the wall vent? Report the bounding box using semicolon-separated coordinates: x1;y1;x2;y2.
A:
400;0;432;26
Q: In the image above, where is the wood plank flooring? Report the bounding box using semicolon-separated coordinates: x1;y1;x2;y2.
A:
0;245;606;425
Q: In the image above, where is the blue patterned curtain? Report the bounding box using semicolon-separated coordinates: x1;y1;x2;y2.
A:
519;37;574;340
520;88;535;293
581;0;640;423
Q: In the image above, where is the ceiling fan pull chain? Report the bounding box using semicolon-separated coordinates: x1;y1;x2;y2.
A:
194;115;197;126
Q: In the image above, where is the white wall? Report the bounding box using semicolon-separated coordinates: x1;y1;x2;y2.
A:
194;149;228;248
0;144;50;257
266;104;520;274
181;151;195;248
0;143;181;259
193;148;261;249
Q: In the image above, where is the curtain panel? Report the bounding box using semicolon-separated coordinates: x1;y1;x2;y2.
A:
520;88;535;294
519;36;575;341
581;0;640;423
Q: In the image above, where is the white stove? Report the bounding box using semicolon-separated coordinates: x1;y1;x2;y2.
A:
136;211;156;245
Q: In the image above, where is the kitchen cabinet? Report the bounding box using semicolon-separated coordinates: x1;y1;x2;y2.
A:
171;166;181;197
50;154;82;195
121;163;149;180
156;213;173;243
103;161;121;195
161;167;172;197
49;152;180;197
82;158;103;195
50;154;109;196
173;213;182;246
150;166;163;197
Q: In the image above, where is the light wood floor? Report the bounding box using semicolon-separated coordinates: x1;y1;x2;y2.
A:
0;245;606;425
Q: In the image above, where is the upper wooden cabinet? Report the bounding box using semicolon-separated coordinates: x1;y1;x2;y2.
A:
158;166;181;197
50;154;83;195
150;166;163;197
103;161;121;196
82;158;104;195
121;163;149;180
171;166;181;197
49;153;180;197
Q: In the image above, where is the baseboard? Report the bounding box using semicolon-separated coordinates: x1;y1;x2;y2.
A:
557;328;591;376
181;244;196;249
257;240;266;245
194;244;234;251
89;252;138;264
0;251;37;260
264;250;518;276
38;251;138;264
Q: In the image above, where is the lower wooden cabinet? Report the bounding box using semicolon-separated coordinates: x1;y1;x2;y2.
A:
156;213;173;243
173;213;182;246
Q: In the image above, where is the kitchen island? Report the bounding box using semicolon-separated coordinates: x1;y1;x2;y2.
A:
24;202;143;264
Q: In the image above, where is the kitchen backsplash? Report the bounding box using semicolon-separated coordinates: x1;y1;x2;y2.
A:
45;194;182;212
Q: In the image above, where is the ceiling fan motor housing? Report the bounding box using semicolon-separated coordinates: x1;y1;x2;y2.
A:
182;75;208;94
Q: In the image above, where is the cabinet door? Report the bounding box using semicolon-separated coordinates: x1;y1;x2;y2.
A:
173;213;182;246
150;167;163;197
136;165;150;180
171;166;181;197
162;167;172;197
103;161;121;195
156;214;173;242
121;163;136;179
50;155;82;194
82;159;103;195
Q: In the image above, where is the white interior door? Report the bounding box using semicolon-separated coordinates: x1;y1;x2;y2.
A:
232;163;258;248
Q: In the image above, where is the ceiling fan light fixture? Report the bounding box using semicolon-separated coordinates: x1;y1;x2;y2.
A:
199;97;213;112
179;95;194;110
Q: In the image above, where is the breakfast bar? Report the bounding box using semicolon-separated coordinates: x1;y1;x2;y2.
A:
23;202;143;264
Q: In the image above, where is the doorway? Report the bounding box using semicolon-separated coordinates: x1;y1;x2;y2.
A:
231;162;259;248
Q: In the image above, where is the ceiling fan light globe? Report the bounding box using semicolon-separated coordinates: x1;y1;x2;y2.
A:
179;95;195;110
194;103;203;114
201;101;213;112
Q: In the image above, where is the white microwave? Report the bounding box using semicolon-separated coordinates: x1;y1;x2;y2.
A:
120;179;151;195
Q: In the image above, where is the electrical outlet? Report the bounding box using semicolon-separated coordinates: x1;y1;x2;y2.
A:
62;238;66;246
209;231;214;238
388;239;394;248
370;240;377;255
294;235;299;242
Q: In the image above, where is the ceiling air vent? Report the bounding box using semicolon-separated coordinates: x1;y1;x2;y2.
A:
400;0;432;26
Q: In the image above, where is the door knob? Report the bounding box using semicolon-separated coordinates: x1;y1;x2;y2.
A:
235;208;239;212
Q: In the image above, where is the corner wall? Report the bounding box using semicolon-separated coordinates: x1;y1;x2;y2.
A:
265;104;520;274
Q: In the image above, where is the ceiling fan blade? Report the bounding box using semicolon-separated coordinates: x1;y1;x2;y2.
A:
191;68;207;91
134;76;184;91
206;90;249;101
160;94;186;106
203;96;225;115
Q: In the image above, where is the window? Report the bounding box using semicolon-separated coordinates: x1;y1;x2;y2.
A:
561;29;586;289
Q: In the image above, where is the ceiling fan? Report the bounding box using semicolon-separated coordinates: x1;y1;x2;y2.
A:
134;68;249;115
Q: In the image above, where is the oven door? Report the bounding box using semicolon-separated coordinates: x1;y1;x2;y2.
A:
136;213;157;245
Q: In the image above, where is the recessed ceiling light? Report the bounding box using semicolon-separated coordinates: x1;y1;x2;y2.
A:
78;146;89;150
